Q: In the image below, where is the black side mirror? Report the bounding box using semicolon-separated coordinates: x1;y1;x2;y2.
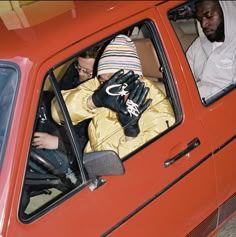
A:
83;150;125;179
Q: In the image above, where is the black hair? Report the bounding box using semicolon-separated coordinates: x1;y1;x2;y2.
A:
79;46;100;59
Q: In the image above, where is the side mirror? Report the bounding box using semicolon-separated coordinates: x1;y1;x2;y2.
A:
83;150;125;179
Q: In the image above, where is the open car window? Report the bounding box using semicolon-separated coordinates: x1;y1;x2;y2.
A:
20;75;84;220
51;22;179;160
19;20;180;221
168;0;236;105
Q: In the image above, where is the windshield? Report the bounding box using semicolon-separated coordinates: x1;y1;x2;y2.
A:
0;62;19;169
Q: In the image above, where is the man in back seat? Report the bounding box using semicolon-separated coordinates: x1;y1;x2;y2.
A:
186;0;236;101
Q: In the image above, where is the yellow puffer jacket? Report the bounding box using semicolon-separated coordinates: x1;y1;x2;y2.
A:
51;77;175;159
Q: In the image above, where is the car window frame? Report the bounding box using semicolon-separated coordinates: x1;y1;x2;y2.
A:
145;20;182;121
47;70;87;182
167;0;236;107
19;70;90;223
50;19;183;162
0;61;20;171
20;17;184;222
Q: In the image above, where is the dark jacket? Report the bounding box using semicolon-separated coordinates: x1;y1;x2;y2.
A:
38;61;90;153
58;62;80;90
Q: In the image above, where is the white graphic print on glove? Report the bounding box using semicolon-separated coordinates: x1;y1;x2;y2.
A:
106;83;129;96
126;99;139;117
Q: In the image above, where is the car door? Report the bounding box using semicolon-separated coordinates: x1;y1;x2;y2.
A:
164;0;236;233
190;36;236;230
7;4;217;237
164;0;236;229
103;5;218;237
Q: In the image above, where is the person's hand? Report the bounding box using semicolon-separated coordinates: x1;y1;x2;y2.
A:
32;132;59;149
117;82;152;137
92;70;140;111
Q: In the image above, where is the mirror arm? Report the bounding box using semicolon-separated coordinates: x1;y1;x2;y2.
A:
89;177;106;191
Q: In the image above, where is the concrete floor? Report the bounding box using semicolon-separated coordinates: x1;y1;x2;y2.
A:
215;216;236;237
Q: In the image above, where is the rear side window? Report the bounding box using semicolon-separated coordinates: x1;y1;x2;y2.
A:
168;1;235;105
0;62;19;169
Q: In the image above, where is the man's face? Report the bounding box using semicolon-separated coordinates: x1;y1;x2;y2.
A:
196;0;224;42
76;57;95;82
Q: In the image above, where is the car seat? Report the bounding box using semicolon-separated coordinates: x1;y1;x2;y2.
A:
133;38;166;95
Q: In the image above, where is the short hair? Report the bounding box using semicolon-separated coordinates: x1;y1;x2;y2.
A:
194;0;222;18
78;45;104;76
79;46;100;59
195;0;220;10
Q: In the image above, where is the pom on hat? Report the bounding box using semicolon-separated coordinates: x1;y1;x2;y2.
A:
97;34;143;76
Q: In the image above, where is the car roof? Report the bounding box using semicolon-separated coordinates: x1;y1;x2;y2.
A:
0;1;162;63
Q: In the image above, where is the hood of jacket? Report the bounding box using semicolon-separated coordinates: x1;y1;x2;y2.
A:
189;0;236;99
220;1;236;44
199;1;236;53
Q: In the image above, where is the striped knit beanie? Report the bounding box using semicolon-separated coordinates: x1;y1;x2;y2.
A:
97;34;143;76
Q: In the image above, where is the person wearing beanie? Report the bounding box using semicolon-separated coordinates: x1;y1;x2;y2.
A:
51;34;175;159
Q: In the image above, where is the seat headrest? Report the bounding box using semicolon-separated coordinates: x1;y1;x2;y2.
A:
133;38;163;78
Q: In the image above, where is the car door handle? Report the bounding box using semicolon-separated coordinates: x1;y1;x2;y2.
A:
164;138;200;168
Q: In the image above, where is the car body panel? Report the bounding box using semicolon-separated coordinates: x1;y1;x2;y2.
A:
159;0;236;220
0;1;160;60
0;1;235;237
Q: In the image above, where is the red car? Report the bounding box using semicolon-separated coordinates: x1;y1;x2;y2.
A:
0;1;235;236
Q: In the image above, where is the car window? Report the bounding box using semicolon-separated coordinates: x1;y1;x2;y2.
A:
168;0;235;105
19;20;180;221
50;22;178;160
19;73;88;220
0;62;19;170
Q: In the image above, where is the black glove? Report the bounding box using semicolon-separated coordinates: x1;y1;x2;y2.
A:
117;83;152;137
92;70;140;111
